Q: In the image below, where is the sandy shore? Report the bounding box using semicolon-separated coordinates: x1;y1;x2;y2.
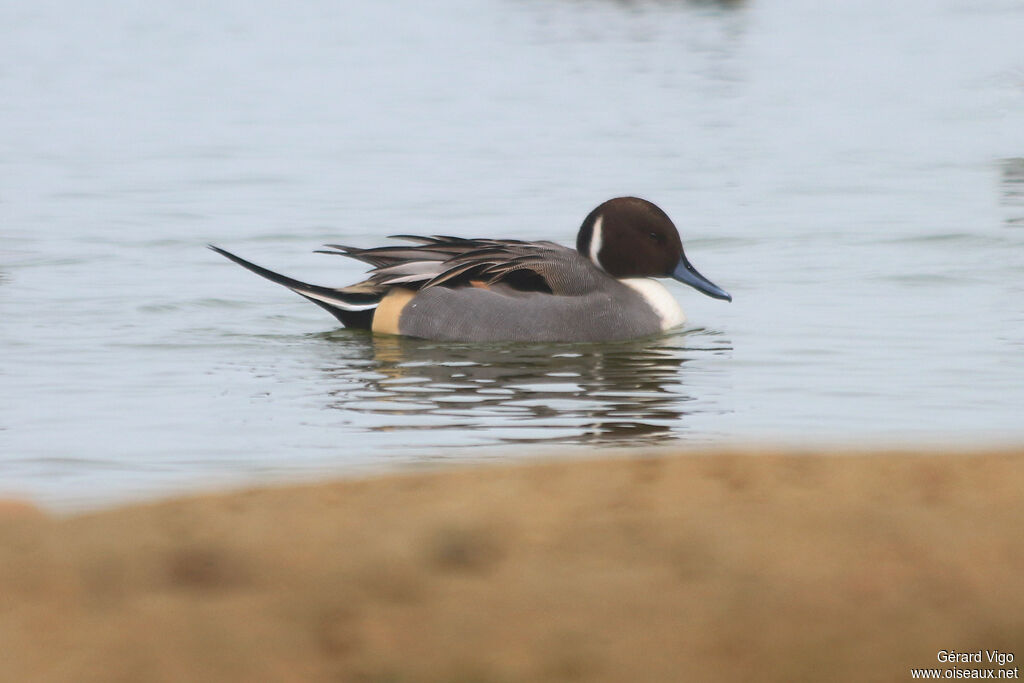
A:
2;448;1022;682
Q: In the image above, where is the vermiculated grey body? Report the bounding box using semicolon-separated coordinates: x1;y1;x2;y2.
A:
397;280;663;342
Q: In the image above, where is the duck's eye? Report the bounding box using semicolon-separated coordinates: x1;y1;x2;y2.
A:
648;231;663;243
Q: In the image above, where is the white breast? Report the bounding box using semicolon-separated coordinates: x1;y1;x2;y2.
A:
620;278;686;331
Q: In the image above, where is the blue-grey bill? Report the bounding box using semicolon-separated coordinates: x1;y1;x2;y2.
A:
671;257;732;301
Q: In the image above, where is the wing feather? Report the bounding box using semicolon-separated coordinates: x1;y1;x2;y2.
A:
319;236;596;295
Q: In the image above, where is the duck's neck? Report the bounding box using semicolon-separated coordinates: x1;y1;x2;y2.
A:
619;278;685;331
576;214;605;271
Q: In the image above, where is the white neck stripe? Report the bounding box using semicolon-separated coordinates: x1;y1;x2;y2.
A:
589;215;604;270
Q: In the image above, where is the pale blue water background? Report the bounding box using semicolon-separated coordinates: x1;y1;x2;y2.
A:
2;0;1023;510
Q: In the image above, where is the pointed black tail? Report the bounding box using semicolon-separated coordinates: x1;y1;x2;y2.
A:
209;245;378;329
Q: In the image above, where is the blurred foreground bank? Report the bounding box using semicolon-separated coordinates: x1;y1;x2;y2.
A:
2;449;1021;682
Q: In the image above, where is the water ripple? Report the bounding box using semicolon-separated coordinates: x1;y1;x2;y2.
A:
309;330;731;448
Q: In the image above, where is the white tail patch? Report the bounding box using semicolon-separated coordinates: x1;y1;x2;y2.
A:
295;289;378;311
620;278;685;330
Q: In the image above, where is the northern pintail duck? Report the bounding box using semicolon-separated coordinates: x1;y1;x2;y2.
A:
211;197;731;342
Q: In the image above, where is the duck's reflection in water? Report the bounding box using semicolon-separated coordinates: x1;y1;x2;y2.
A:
315;329;731;448
1001;157;1024;228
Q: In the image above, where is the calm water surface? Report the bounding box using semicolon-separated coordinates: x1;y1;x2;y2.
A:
2;0;1023;509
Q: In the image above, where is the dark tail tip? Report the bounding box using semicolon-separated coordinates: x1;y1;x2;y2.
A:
208;244;378;330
